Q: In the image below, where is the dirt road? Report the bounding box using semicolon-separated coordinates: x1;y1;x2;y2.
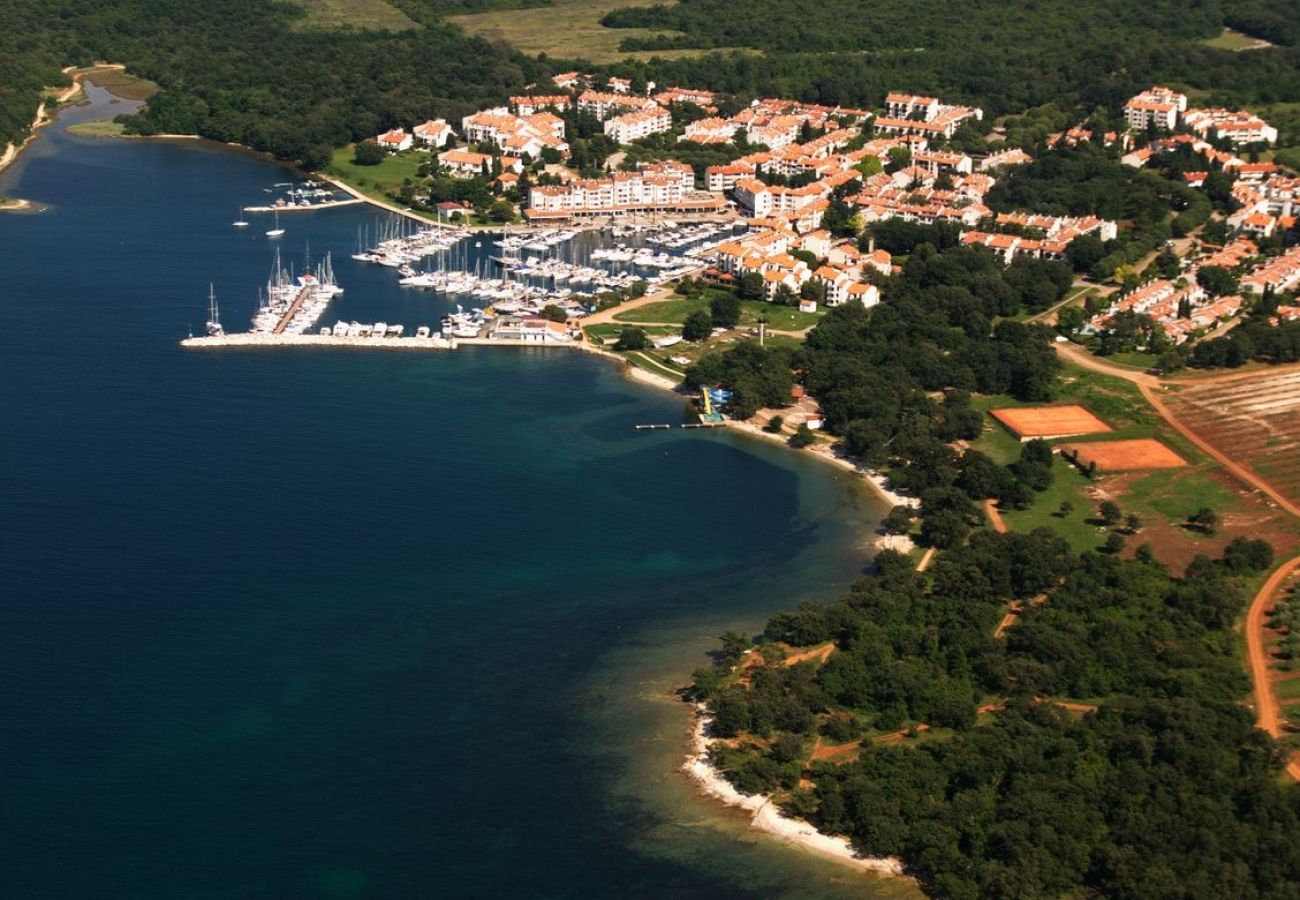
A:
1246;556;1300;780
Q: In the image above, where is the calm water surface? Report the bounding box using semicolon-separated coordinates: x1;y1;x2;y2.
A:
0;88;909;899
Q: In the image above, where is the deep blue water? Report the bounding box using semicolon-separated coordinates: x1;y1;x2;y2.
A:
0;88;893;899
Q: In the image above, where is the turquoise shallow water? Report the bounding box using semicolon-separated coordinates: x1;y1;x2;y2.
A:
0;88;904;898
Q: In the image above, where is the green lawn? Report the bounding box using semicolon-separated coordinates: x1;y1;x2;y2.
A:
611;296;823;331
325;145;426;205
738;300;822;331
997;459;1110;554
1098;351;1159;371
584;322;679;342
625;350;686;382
613;297;709;324
1274;677;1300;701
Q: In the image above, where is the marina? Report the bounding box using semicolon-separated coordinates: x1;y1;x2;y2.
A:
247;249;343;336
190;211;745;349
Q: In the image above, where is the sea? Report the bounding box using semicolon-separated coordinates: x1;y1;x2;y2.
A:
0;85;910;899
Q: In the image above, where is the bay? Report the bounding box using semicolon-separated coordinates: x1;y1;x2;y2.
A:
0;86;906;899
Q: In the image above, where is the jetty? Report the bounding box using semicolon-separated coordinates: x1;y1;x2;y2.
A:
182;333;455;351
242;198;363;213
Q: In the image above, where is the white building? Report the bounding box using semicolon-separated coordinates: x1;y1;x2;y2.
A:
375;129;413;152
604;106;672;144
1183;108;1278;145
1123;87;1187;131
413;119;454;148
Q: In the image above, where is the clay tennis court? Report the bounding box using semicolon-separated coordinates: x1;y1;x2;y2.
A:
1058;438;1187;471
990;405;1111;440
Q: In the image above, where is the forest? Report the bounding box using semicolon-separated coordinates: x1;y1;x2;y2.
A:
604;0;1300;125
687;234;1071;536
0;0;538;162
5;0;1300;166
694;533;1298;898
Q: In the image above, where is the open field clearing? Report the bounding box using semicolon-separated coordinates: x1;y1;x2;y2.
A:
1058;438;1187;472
291;0;416;30
449;0;703;62
990;404;1111;440
1163;368;1300;510
1201;27;1273;51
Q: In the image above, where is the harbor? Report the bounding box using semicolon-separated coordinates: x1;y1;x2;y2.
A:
191;205;743;351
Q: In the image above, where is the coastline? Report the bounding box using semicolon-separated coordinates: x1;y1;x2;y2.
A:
683;704;910;882
0;64;125;182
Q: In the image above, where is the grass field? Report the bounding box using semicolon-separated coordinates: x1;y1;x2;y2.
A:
970;363;1300;566
82;68;157;101
66;120;127;137
291;0;416;30
613;297;709;324
325;146;425;204
1201;27;1272;51
449;0;703;62
612;296;822;331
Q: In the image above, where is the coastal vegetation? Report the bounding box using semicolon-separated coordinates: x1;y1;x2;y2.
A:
0;0;538;163
694;534;1300;898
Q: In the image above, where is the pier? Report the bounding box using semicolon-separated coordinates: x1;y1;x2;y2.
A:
272;284;314;334
182;333;455;351
242;198;364;213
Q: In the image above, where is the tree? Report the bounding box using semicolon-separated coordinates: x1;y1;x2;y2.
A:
1222;537;1273;572
682;309;714;341
1098;500;1122;526
1188;506;1220;534
1196;265;1238;297
1125;514;1141;534
540;304;568;323
772;284;798;307
765;414;785;433
789;424;816;448
883;505;915;535
1056;305;1085;336
353;140;385;166
488;199;514;223
710;293;742;328
614;326;648;351
738;272;765;300
1058;500;1074;518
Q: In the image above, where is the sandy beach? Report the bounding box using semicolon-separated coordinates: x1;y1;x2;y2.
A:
684;705;909;881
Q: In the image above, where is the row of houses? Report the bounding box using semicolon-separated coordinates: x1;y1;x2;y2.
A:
1123;86;1277;144
1228;173;1300;238
1240;246;1300;296
524;162;725;219
711;227;883;308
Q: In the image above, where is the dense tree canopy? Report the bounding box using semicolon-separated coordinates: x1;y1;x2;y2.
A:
697;532;1297;898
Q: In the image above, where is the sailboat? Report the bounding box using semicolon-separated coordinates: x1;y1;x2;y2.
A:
205;283;224;337
266;210;285;238
233;206;249;227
